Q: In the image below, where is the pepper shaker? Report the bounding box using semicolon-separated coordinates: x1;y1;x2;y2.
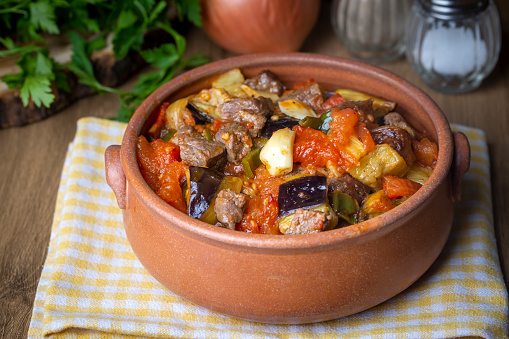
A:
331;0;413;64
405;0;501;94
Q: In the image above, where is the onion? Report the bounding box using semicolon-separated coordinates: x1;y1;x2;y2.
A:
201;0;321;54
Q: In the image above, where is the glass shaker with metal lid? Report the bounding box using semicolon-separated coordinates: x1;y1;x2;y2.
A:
405;0;501;94
331;0;413;64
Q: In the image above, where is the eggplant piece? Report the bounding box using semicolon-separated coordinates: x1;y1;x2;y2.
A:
357;190;395;222
325;90;336;99
335;89;396;111
278;175;327;218
259;115;299;139
278;208;331;235
187;166;224;220
278;200;338;234
186;102;214;124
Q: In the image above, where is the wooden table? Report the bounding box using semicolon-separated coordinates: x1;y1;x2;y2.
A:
1;2;508;337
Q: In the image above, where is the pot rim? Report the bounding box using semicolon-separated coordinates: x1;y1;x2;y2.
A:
121;52;453;251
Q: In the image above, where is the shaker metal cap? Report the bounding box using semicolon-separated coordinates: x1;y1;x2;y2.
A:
420;0;490;19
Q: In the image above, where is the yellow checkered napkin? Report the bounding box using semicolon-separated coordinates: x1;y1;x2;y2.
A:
28;117;508;338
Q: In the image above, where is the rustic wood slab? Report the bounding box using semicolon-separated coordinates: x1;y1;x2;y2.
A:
0;27;183;128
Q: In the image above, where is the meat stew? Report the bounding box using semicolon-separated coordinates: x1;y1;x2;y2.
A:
136;69;438;235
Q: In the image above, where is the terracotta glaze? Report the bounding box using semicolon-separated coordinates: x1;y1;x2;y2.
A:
105;53;470;324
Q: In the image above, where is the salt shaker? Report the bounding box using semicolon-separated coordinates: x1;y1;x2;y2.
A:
331;0;412;64
405;0;501;94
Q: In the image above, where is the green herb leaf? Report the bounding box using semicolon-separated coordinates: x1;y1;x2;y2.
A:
1;0;207;121
0;37;40;58
116;10;137;30
2;73;25;90
68;31;94;76
3;51;57;107
140;43;180;69
182;53;209;68
19;75;55;107
148;1;168;24
53;62;70;93
29;0;60;34
68;30;124;94
112;25;145;59
174;0;202;27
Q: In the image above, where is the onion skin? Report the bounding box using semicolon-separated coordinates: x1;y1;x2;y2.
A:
201;0;320;54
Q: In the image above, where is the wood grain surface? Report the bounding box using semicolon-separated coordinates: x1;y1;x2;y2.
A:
1;1;508;337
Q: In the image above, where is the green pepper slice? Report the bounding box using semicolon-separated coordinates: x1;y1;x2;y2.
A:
299;116;322;130
319;110;333;134
331;190;359;224
161;129;177;142
203;129;214;141
241;147;263;179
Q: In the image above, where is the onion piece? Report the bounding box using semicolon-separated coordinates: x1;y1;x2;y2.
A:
260;128;296;176
201;0;320;54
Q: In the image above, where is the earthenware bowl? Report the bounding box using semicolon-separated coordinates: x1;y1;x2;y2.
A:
105;53;470;324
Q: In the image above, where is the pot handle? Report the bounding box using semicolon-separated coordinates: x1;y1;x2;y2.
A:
451;131;471;202
105;145;126;209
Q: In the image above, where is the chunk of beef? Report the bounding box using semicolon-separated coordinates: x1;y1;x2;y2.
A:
257;96;281;115
215;122;253;162
171;133;226;171
278;83;325;112
328;173;371;206
370;126;416;166
281;208;331;235
214;189;249;230
384;112;417;138
173;125;202;139
336;99;375;123
218;97;269;137
244;70;286;96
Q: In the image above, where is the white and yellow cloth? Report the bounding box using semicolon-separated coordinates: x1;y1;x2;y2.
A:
28;117;508;338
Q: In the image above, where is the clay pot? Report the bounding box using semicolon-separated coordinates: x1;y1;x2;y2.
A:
105;53;470;324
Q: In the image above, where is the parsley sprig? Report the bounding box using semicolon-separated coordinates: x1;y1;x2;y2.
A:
0;0;208;122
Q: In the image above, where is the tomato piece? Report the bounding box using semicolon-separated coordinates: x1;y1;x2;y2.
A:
136;135;187;212
147;102;169;139
158;161;188;213
413;138;438;169
293;125;341;168
255;177;284;198
383;175;423;199
321;93;346;111
328;108;359;146
237;194;279;234
292;78;316;90
250;166;284;198
281;78;317;96
355;122;375;153
212;119;225;132
137;136;180;188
